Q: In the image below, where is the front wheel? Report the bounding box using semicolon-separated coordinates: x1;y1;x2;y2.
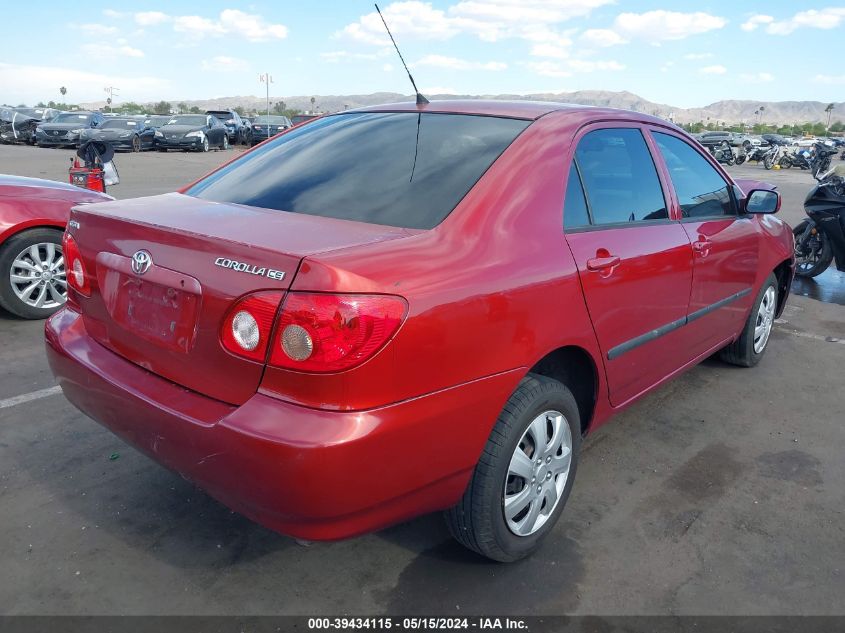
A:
445;374;581;562
221;135;229;150
793;221;833;277
779;156;792;169
735;154;746;165
201;137;209;152
719;273;778;367
132;135;141;152
0;228;66;319
763;155;774;170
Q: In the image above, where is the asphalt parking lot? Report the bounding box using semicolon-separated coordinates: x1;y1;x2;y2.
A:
0;144;843;616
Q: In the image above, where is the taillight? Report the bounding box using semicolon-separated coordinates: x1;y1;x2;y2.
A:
269;293;407;373
61;231;90;297
220;291;284;362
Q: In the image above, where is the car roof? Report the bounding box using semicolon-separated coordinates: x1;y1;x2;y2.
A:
348;99;669;123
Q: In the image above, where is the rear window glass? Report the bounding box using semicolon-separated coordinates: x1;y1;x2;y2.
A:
186;112;530;229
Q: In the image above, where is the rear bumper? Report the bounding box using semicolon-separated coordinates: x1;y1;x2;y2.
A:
45;308;520;540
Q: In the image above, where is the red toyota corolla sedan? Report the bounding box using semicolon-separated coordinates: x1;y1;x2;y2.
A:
45;101;794;561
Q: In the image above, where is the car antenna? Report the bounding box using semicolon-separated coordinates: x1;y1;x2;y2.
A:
374;3;429;105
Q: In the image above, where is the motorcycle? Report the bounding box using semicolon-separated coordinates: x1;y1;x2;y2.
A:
793;164;845;277
744;145;768;164
710;140;736;166
762;142;788;170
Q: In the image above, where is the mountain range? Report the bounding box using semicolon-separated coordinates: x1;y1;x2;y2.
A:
80;90;844;126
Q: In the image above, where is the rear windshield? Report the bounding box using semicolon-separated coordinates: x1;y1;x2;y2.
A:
186;112;530;229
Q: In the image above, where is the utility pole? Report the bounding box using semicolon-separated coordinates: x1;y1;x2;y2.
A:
104;86;119;113
259;73;273;119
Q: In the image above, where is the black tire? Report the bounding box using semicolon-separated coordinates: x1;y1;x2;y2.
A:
735;154;746;165
779;156;792;169
0;228;66;319
793;221;833;278
201;137;209;152
157;147;167;152
763;155;774;170
445;373;581;562
719;273;778;367
131;135;141;152
220;135;229;150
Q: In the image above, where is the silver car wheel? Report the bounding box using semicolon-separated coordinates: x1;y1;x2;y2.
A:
504;410;572;537
753;285;776;354
10;242;66;309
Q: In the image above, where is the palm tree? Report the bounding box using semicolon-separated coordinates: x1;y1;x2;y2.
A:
310;96;316;113
825;103;835;133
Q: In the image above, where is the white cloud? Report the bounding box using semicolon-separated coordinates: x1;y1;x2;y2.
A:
341;2;457;45
383;63;394;72
700;65;727;75
129;9;287;42
413;54;507;71
580;28;627;47
82;43;145;58
613;10;727;41
320;50;388;63
200;56;249;72
102;9;125;18
683;52;713;60
75;23;118;35
0;62;169;104
525;61;572;78
740;72;775;83
813;74;845;85
530;43;571;59
338;0;612;45
525;58;624;77
134;11;169;26
765;8;845;34
660;61;675;72
740;15;773;31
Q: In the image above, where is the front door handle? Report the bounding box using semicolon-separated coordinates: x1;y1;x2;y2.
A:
586;255;621;271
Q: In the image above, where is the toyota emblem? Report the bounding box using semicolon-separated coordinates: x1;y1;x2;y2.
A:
131;250;153;275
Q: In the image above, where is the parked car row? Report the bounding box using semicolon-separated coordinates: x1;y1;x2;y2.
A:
0;106;299;152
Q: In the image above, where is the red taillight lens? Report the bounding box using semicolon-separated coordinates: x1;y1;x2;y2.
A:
269;293;407;373
220;291;284;362
61;231;90;297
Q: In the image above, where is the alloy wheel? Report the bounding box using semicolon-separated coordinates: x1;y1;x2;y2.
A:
753;286;776;354
504;410;572;536
10;242;66;309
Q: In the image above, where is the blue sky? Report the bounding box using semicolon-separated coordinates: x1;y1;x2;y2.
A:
1;1;843;108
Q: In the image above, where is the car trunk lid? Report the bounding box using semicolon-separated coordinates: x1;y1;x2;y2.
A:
69;193;413;405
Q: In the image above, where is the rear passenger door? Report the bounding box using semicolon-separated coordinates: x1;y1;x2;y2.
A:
563;126;694;407
648;130;759;355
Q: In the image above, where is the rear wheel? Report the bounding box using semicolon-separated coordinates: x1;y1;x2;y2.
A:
779;156;792;169
720;273;778;367
221;135;229;150
445;374;580;562
0;228;66;319
132;135;141;152
763;155;774;170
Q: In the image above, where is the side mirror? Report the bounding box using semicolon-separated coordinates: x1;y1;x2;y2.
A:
745;189;780;214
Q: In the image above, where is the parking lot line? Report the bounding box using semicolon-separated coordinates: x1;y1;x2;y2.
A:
0;385;62;410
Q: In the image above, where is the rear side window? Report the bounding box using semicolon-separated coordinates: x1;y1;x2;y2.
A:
187;112;530;229
563;163;590;229
574;128;667;225
652;132;736;218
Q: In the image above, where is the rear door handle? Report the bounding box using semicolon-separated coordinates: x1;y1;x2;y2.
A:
586;255;621;271
692;239;712;256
